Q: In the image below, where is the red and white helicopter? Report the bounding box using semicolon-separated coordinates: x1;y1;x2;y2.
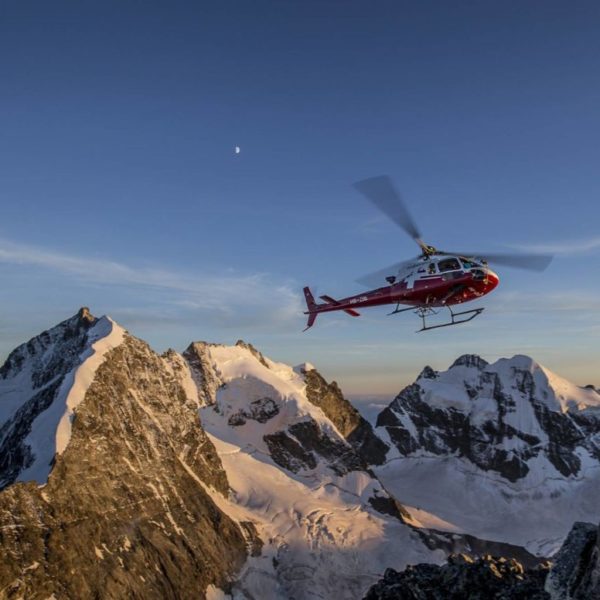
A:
303;175;553;332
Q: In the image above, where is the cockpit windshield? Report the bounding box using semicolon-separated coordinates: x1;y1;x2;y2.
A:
459;258;481;269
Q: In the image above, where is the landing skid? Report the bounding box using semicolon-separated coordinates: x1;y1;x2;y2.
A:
388;303;484;331
416;305;484;332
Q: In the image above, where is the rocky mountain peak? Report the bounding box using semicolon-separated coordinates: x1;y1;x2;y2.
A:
377;351;600;482
0;308;99;381
417;365;438;380
185;336;392;471
450;354;489;370
182;341;222;406
77;306;96;324
182;340;275;407
371;352;600;557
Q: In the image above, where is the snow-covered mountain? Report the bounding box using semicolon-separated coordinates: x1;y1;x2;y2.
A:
178;340;439;598
1;309;598;598
0;310;441;599
371;354;600;556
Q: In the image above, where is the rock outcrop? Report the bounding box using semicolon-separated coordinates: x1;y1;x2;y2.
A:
365;519;600;600
545;521;600;599
364;554;551;600
304;368;389;465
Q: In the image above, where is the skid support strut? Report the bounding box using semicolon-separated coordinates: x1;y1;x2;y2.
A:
387;303;415;316
416;305;484;332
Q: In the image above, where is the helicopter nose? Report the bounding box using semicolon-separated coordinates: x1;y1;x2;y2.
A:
486;269;500;289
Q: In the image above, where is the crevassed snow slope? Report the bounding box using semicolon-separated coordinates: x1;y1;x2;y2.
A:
206;434;440;600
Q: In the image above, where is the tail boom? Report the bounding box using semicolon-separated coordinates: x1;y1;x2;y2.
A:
319;295;360;317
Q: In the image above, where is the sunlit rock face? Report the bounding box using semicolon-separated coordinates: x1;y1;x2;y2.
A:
303;368;390;466
0;318;248;599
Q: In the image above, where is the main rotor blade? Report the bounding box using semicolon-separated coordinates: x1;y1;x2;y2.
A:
356;258;418;288
353;176;423;246
438;251;553;271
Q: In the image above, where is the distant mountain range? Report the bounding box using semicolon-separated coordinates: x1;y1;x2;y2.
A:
371;352;600;556
1;309;598;599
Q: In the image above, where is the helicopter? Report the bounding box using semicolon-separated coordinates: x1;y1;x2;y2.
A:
303;175;553;332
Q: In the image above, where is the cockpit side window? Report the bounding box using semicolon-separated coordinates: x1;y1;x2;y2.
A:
438;258;461;272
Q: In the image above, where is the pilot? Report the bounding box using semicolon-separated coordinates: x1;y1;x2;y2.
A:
428;263;436;274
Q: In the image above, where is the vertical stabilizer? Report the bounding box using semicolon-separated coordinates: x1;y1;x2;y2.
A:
303;287;318;331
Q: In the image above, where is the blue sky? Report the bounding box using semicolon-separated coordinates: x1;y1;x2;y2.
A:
1;1;599;394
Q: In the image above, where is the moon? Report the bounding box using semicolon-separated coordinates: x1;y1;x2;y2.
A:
235;146;241;154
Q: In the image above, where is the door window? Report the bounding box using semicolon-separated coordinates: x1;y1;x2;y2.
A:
438;258;461;272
